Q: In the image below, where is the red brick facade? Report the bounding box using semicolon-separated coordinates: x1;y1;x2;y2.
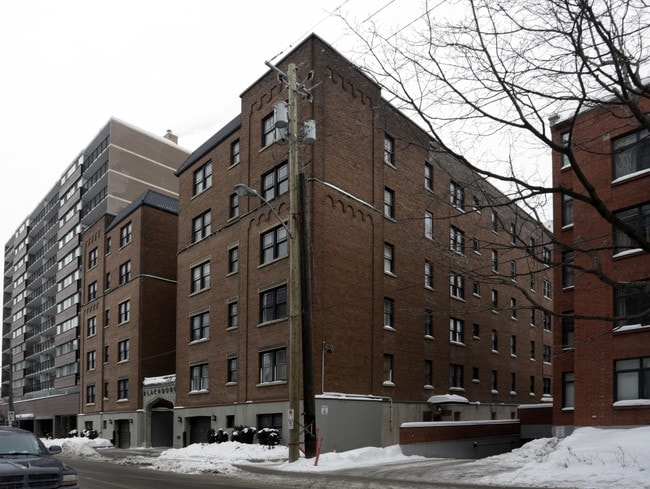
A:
552;101;650;431
174;34;552;434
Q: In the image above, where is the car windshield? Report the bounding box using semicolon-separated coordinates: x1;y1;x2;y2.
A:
0;433;47;456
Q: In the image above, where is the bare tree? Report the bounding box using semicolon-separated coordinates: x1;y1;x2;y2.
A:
341;0;650;323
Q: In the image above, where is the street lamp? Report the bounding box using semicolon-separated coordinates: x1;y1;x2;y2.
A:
234;184;293;238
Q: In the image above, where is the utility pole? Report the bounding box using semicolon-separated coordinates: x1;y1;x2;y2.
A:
287;62;302;463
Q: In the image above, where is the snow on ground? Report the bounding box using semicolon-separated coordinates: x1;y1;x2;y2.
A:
43;426;650;488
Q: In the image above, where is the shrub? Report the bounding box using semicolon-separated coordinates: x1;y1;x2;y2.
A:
231;425;256;444
257;428;280;447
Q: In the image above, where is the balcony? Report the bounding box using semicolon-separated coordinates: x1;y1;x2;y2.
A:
23;379;54;395
24;358;55;376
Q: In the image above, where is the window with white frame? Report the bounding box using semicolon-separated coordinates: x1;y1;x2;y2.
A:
424;360;433;387
491;330;498;351
424;211;433;239
261;225;288;264
450;226;465;254
614;356;650;401
118;300;130;324
192;210;212;242
228;301;238;329
450;272;465;300
562;372;574;408
190;311;210;341
262;162;288;201
260;348;286;383
614;282;650;328
190;363;209;391
450;181;464;210
384;187;395;219
561;132;571;168
424;162;433;190
87;350;96;370
230;139;240;166
612;128;650;180
228;246;239;274
86;385;96;404
613;203;650;254
424;309;433;337
88;247;98;269
543;279;552;299
260;285;287;323
449;318;465;344
384;243;395;274
118;339;129;362
87;316;97;337
562;194;574;227
88;281;97;301
424;260;433;288
229;193;239;219
511;298;517;319
119;261;131;285
191;261;210;293
383;354;394;384
119;222;132;247
262;113;275;148
562;250;574;288
118;378;129;400
227;357;238;383
384;134;395;165
384;298;395;329
510;335;517;356
449;364;464;389
491;250;499;273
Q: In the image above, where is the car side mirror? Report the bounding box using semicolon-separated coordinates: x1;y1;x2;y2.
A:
48;445;62;455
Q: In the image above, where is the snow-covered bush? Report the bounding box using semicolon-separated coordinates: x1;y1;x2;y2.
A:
231;425;256;444
257;428;279;447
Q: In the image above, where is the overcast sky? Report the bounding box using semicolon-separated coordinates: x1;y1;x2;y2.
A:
0;0;417;256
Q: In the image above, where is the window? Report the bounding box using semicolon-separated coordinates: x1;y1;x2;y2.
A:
383;298;395;329
262;113;275;147
228;246;239;274
262;162;288;201
511;373;517;393
491;330;498;351
118;300;130;324
383;187;395;219
424;360;433;387
450;226;465;254
383;354;394;384
543;345;552;363
449;318;464;344
614;281;650;328
119;222;132;247
424;309;433;337
260;348;286;383
473;238;480;254
228;301;238;329
88;281;97;301
118;339;129;362
562;372;574;408
190;363;209;391
230;139;240;166
103;382;109;400
192;210;212;242
193;160;213;196
472;323;480;338
543;247;551;265
612;128;650;180
471;281;480;297
450;181;464;210
384;243;395;274
562;251;574;288
260;285;287;323
88;248;98;269
491;211;498;233
424;163;433;190
530;308;536;326
543;378;551;396
119;261;131;285
191;261;210;293
191;311;210;341
530;272;536;291
87;316;97;337
86;385;96;404
105;309;110;328
258;413;283;432
472;367;480;382
227;357;238;383
384;134;395;165
261;225;288;264
450;364;464;389
561;132;571;168
530;340;536;360
543;312;552;331
87;350;96;371
104;345;109;363
613;203;650;253
510;335;517;356
510;298;517;319
424;260;433;288
615;356;650;401
229;193;239;219
510;223;516;244
543;279;552;299
450;273;465;299
106;236;112;254
562;194;574;227
105;272;111;290
491;250;499;273
491;289;499;311
510;260;517;281
424;211;433;239
491;370;498;392
472;195;481;212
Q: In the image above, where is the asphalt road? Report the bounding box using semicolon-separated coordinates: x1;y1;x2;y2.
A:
61;454;546;489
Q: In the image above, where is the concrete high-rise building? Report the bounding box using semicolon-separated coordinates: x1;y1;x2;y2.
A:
2;118;188;436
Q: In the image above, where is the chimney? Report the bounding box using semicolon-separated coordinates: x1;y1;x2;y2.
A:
164;129;178;144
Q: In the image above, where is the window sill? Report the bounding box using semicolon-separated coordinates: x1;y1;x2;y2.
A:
225;382;237;387
561;407;574;412
382;381;395;387
449;387;465;393
613;399;650;408
189;338;210;346
384;271;397;278
424;334;435;341
423;384;434;390
383;326;396;332
257;380;287;387
450;341;465;347
491;390;498;395
510;391;517;396
189;389;209;395
257;318;288;328
613;248;644;260
117;399;129;403
561;224;574;231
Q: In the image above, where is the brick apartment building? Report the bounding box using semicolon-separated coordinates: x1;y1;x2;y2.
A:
172;35;553;451
2;119;188;437
78;191;179;448
551;100;650;436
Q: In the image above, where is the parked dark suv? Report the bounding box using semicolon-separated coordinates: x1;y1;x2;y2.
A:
0;426;79;488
